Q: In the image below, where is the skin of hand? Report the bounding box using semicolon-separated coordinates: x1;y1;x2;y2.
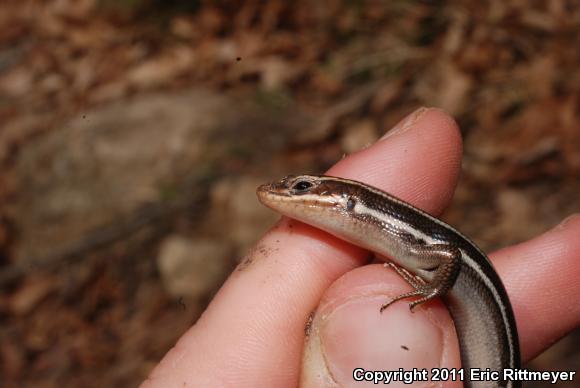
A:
141;108;580;387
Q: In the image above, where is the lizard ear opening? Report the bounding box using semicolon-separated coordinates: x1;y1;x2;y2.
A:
346;197;356;210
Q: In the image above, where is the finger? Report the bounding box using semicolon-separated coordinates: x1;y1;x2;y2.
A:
491;214;580;361
141;108;463;388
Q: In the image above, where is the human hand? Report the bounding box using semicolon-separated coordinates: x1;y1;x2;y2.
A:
142;108;580;387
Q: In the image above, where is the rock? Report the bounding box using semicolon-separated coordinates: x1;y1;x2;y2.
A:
6;87;311;266
8;89;239;262
157;236;233;299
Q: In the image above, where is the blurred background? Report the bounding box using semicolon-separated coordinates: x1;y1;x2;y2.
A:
0;1;579;386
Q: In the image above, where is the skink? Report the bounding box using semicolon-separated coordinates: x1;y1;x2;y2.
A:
256;174;520;388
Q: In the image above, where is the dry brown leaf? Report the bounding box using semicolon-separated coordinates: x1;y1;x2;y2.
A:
127;46;196;88
10;276;56;315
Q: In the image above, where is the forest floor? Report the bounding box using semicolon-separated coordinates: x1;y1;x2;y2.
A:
0;1;579;386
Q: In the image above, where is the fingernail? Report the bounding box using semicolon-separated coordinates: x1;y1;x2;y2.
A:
301;296;445;386
554;213;580;230
381;107;429;140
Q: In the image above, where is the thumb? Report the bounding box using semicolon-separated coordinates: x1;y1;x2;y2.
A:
301;264;463;388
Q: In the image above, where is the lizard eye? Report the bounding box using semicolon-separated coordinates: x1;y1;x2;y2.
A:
291;180;314;193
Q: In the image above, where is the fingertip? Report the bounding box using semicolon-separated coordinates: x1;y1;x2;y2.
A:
329;107;463;214
301;265;462;388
